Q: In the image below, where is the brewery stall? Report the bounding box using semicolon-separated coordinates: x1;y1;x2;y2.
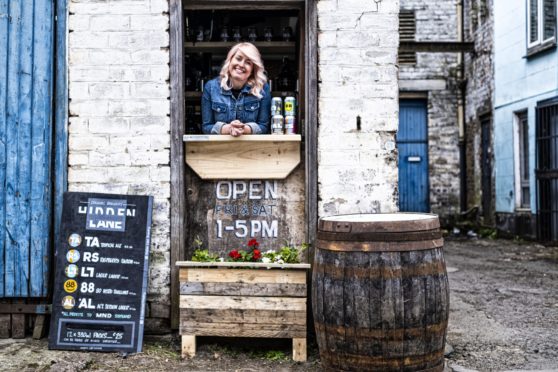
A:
175;0;314;358
181;3;309;258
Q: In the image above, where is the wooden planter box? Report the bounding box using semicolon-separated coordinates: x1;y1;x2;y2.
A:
176;261;311;361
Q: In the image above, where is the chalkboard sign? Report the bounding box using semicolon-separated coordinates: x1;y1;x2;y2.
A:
49;192;153;353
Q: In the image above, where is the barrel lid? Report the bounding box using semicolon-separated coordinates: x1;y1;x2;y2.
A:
318;213;440;233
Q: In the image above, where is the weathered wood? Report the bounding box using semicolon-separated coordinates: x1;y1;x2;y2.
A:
293;337;306;362
11;314;25;339
312;214;449;372
180;282;307;297
184;135;301;180
180;295;306;311
177;261;310;269
180;308;306;325
180;267;307;284
0;314;10;338
169;0;186;330
54;0;69;244
180;322;306;338
0;0;7;297
318;213;441;233
305;0;318;262
32;314;46;339
181;335;196;358
184;1;304;10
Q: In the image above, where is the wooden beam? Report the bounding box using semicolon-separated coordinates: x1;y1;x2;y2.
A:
169;0;186;330
399;41;475;53
0;303;51;314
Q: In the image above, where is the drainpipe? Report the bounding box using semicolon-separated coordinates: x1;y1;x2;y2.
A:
457;0;467;212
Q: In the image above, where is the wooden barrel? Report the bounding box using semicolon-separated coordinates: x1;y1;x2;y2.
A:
312;213;449;372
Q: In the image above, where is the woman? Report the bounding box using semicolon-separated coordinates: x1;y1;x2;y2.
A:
201;43;271;136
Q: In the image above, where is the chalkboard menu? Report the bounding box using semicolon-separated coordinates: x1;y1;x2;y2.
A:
49;192;153;353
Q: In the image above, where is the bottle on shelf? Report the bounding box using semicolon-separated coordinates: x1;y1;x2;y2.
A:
276;56;297;92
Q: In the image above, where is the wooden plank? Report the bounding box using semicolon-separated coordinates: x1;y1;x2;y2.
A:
180;282;307;297
54;0;69;251
305;0;318;261
180;322;306;338
180;295;306;311
29;0;54;297
183;134;302;142
181;335;196;358
180;308;306;325
180;268;307;284
184;1;304;10
0;314;10;338
169;0;186;330
293;338;307;362
184;41;295;54
5;0;23;297
32;314;46;339
0;0;8;298
184;138;301;180
11;314;25;339
177;261;310;269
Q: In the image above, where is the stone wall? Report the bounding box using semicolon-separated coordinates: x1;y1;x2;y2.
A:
463;0;494;221
67;0;171;331
399;0;461;219
317;0;400;216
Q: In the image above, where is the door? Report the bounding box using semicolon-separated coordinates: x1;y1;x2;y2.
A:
398;99;429;212
0;0;55;297
536;99;558;241
481;115;492;222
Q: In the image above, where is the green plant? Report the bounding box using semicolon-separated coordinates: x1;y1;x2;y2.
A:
192;249;219;262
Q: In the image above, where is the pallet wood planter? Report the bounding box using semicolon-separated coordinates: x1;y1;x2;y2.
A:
177;261;310;361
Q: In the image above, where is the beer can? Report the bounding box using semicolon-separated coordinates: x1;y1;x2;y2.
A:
284;96;296;116
284;115;296;134
271;115;284;134
271;97;283;116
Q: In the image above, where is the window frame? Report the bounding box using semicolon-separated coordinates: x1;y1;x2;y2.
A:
527;0;557;56
514;110;531;210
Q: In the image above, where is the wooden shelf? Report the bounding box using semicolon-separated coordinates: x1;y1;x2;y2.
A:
183;134;301;179
185;41;295;54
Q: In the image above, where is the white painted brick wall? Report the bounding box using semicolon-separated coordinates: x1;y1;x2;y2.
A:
318;0;400;216
68;0;171;319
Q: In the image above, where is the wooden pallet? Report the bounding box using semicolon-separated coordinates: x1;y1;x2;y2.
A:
177;261;310;361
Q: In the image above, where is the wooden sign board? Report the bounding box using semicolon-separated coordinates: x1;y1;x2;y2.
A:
48;192;153;353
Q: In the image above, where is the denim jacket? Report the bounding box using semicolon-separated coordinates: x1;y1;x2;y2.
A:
201;77;271;134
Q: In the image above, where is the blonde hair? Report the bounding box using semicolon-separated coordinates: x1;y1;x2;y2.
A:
220;43;267;98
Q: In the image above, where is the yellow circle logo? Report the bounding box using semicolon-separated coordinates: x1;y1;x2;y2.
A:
62;295;75;309
64;279;78;293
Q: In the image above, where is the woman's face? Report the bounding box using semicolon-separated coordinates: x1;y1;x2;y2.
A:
229;51;253;86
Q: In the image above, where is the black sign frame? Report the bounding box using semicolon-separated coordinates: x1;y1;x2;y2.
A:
49;192;153;353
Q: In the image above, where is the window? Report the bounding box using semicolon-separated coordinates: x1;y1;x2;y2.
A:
514;111;530;209
398;10;416;65
527;0;557;54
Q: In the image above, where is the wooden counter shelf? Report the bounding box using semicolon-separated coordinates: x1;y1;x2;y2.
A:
183;134;301;179
176;261;311;361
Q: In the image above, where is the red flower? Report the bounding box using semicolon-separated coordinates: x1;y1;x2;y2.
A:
252;249;261;261
228;249;241;261
247;239;259;248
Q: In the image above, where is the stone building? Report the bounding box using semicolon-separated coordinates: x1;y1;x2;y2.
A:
57;0;400;331
398;0;461;222
463;0;494;225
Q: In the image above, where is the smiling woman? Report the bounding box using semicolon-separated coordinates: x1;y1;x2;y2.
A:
201;43;272;136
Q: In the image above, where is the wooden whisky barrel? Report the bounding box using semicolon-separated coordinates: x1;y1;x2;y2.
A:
312;213;449;372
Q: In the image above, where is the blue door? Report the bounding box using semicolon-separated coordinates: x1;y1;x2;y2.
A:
0;0;55;297
398;99;429;212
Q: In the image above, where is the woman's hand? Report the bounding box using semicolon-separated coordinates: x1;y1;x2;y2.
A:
222;120;251;136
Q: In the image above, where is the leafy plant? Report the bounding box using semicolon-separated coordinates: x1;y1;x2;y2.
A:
192;249;219;262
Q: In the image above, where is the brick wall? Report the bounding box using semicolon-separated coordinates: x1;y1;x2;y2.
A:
317;0;400;216
399;0;461;219
67;0;171;330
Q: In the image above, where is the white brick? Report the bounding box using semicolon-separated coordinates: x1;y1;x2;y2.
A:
108;31;169;50
69;31;109;49
90;15;130;31
130;14;169;31
89;117;130;133
68;152;89;166
108;99;169;116
69;100;109;117
69;15;91;31
150;166;170;182
69;135;109;151
89;82;130;99
130;82;169;98
68;167;107;183
130;150;169;165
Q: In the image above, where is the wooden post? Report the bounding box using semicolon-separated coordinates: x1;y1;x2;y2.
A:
32;315;47;339
292;337;307;362
0;315;10;338
181;335;196;358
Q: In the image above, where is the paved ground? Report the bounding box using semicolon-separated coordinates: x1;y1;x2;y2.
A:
1;238;557;371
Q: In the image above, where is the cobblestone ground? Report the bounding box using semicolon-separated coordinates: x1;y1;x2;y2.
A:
1;238;557;371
